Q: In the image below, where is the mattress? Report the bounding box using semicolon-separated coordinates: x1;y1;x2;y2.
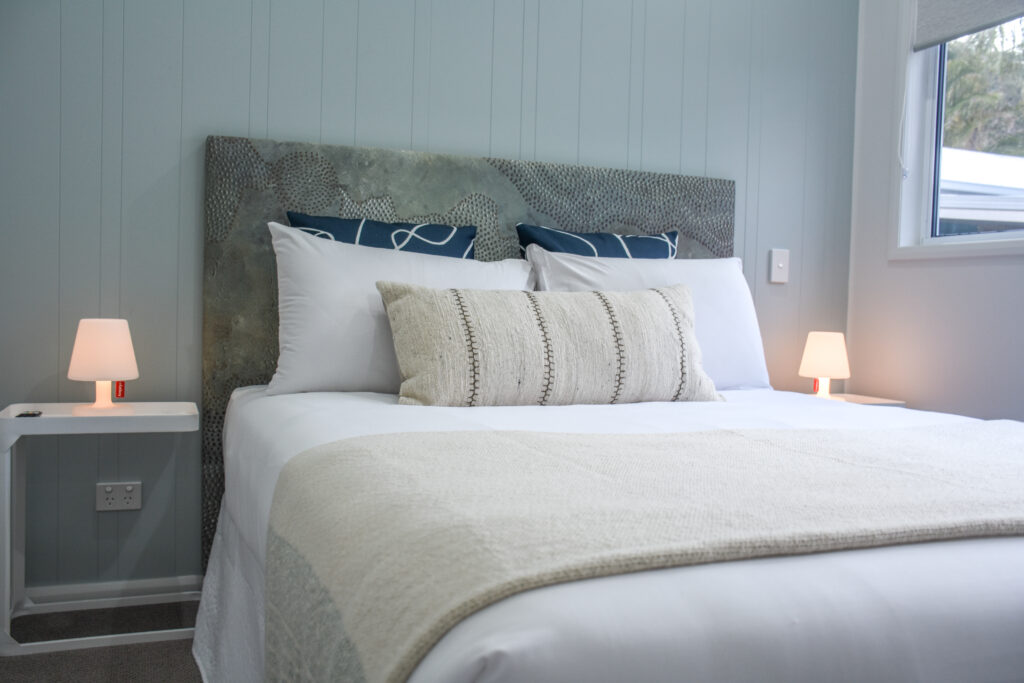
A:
193;387;1024;682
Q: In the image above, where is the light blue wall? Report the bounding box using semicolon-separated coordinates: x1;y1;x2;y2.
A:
0;0;858;586
847;0;1024;420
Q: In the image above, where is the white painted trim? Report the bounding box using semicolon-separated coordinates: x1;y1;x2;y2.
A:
17;591;202;617
24;574;202;606
893;42;1024;262
1;575;201;655
890;235;1024;260
0;626;193;657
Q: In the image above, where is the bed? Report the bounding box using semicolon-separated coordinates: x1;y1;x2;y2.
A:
192;136;1024;683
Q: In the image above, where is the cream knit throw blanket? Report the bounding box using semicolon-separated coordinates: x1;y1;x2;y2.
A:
265;422;1024;683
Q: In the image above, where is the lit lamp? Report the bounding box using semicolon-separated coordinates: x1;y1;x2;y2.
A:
68;318;139;413
798;331;850;399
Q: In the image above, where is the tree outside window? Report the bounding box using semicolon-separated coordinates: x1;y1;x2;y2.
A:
935;17;1024;237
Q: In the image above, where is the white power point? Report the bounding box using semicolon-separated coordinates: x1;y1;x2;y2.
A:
95;482;142;511
769;248;790;284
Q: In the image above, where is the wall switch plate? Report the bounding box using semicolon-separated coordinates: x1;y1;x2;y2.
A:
96;482;142;511
769;248;790;283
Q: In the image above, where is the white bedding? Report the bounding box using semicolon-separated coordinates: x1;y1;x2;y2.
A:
193;388;1024;682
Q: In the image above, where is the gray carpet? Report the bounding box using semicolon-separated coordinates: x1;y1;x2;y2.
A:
0;602;203;682
0;638;202;682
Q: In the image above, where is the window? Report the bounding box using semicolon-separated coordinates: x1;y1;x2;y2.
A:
932;18;1024;238
897;15;1024;258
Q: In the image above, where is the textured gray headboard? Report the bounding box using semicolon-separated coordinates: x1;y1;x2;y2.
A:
201;135;735;563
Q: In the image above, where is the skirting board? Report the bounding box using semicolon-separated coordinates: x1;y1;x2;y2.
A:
21;575;202;615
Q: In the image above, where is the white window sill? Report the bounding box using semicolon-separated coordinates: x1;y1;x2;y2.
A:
889;234;1024;260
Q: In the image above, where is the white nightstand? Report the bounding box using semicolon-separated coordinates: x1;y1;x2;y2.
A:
0;402;198;656
831;393;906;408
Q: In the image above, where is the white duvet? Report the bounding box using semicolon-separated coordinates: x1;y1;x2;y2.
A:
193;388;1024;682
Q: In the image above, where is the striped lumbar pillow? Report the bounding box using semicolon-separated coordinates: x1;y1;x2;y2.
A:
376;281;719;407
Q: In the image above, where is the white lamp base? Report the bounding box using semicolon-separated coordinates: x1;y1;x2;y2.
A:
93;380;114;409
71;381;135;416
813;377;834;399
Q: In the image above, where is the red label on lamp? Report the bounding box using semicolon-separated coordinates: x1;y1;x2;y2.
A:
115;381;125;399
812;378;819;393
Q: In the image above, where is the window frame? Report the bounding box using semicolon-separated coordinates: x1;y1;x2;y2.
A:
892;41;1024;260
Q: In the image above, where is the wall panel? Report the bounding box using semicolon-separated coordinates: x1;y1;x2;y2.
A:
578;0;632;169
827;0;859;340
249;0;271;138
120;0;184;405
706;0;752;277
100;0;125;317
740;1;765;294
752;0;810;391
97;0;127;583
489;0;525;158
796;0;836;370
0;2;61;405
640;0;685;172
354;0;416;148
680;0;711;175
267;0;323;142
848;0;1022;420
0;0;859;586
411;0;432;150
519;0;540;160
320;0;359;145
57;0;104;584
626;0;646;170
177;0;252;576
0;0;62;586
534;0;583;163
118;0;186;579
426;0;494;155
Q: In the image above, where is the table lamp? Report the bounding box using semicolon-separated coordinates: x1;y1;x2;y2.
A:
68;318;139;412
798;331;850;399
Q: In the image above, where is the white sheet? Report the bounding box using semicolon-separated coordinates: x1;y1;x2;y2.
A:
193;388;1024;682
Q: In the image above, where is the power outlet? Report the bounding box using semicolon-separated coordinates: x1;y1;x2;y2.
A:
95;482;142;511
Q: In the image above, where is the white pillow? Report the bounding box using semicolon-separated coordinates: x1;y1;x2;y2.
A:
267;222;534;395
525;244;770;390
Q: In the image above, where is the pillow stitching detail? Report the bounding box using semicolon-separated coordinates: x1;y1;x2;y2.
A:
450;289;481;407
593;291;625;405
524;291;554;406
653;287;688;401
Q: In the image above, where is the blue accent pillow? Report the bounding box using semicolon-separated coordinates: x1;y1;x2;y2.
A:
286;212;477;259
516;223;678;259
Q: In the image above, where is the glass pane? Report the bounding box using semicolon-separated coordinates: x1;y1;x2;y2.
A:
935;17;1024;237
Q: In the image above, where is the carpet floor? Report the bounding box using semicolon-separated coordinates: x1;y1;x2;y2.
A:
0;602;203;682
0;638;202;682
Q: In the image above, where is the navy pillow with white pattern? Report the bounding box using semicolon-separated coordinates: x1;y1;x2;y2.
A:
287;211;477;259
516;223;678;259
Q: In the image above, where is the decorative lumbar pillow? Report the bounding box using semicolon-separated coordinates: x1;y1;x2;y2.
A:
516;222;679;259
377;280;720;407
266;222;533;396
525;244;771;390
287;211;477;258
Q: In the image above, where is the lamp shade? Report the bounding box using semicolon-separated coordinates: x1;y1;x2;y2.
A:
798;331;850;379
68;318;139;381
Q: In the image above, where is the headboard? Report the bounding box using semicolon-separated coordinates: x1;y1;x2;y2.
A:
201;135;735;563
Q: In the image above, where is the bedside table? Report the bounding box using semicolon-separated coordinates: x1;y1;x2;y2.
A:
831;393;906;408
0;402;198;655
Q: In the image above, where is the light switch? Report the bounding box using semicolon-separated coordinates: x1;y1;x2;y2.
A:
769;248;790;284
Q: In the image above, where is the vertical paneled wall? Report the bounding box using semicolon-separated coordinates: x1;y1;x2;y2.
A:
0;0;858;586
